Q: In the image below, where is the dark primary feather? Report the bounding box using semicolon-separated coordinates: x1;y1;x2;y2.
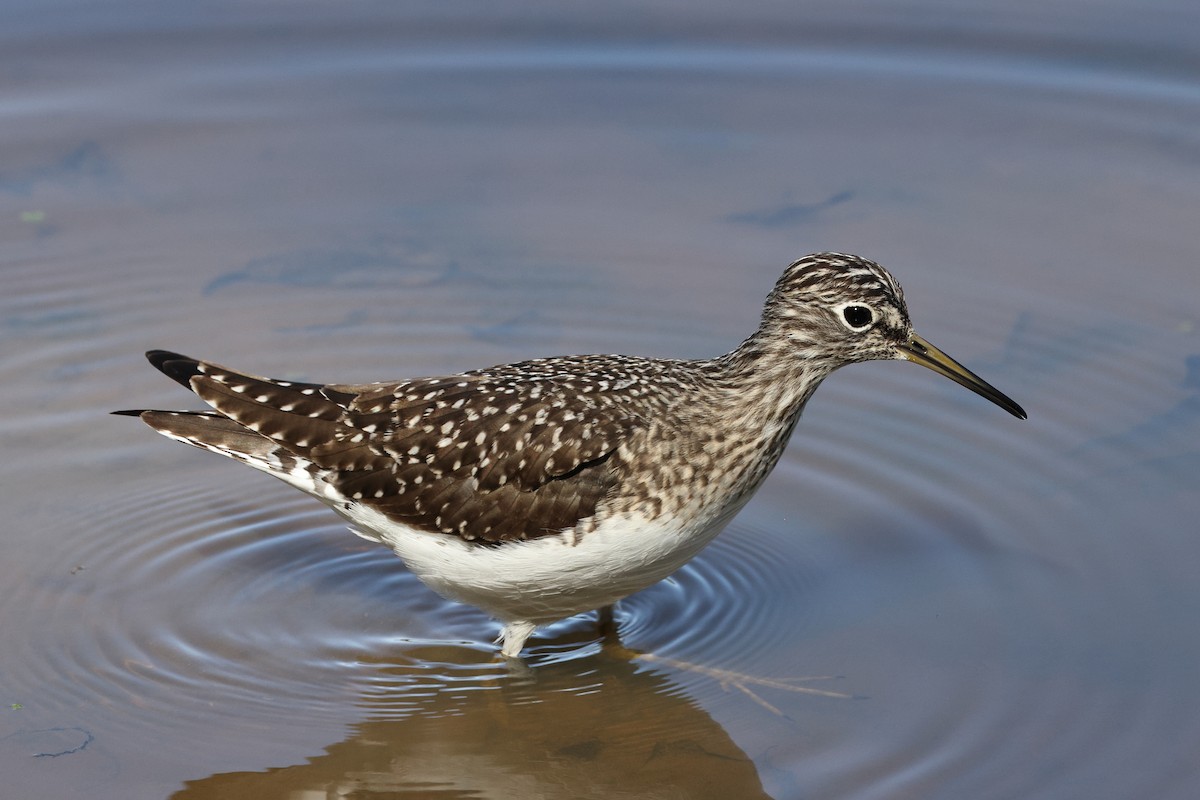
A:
132;350;650;543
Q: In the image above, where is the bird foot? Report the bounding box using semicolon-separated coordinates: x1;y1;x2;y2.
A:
605;643;853;713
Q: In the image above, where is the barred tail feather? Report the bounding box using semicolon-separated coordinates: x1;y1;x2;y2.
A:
135;410;278;459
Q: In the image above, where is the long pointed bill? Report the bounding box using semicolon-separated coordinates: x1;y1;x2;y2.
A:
898;334;1027;419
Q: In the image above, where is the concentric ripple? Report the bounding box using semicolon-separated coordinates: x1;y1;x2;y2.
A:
11;480;501;730
10;458;853;733
4;8;1199;790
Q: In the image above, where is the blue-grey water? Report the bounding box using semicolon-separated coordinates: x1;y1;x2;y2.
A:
2;1;1198;798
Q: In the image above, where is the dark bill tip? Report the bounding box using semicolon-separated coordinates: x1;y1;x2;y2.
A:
899;334;1027;420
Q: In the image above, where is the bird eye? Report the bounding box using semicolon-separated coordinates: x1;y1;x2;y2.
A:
842;305;874;329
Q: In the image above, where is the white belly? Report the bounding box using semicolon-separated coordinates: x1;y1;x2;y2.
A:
336;501;741;625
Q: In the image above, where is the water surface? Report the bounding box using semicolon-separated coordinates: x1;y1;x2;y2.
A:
3;1;1199;798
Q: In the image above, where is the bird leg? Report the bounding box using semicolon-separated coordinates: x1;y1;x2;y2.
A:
600;627;853;710
597;605;618;638
625;648;854;710
496;620;538;659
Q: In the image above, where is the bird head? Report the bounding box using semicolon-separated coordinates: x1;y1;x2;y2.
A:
765;252;1026;419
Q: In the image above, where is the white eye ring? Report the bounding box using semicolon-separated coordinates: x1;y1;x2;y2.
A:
837;303;875;330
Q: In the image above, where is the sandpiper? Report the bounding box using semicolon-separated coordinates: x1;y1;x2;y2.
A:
117;253;1025;657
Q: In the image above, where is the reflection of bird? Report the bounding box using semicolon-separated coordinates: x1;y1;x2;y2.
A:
117;253;1025;657
170;646;774;800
